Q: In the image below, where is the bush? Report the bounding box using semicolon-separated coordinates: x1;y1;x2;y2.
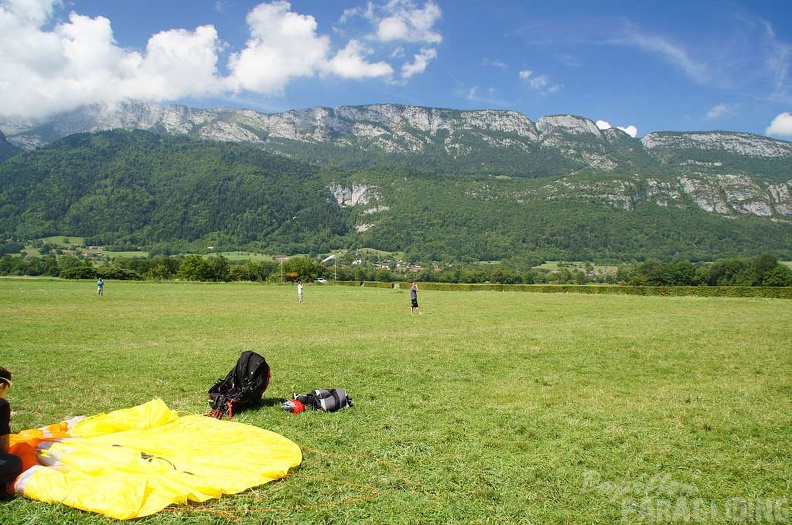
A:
60;266;96;279
101;267;142;280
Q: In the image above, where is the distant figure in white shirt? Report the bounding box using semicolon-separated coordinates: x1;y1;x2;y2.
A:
297;280;303;304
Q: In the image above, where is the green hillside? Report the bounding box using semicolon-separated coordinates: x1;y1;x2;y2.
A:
0;130;351;254
0;129;790;262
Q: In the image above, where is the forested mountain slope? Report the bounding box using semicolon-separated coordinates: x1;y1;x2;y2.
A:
0;129;789;262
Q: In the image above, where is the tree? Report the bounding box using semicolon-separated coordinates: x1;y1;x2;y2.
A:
667;261;698;285
761;265;792;286
206;255;230;282
148;260;175;281
698;259;748;286
751;253;779;285
631;260;667;286
178;255;210;281
57;255;94;279
282;256;319;281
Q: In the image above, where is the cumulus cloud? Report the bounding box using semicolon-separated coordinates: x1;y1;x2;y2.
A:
596;120;611;130
372;0;442;44
225;1;330;93
0;2;225;119
325;39;394;79
596;120;638;138
765;112;792;137
3;0;57;25
133;26;224;99
341;0;442;80
0;0;442;120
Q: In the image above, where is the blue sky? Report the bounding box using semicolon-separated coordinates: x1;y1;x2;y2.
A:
1;0;791;138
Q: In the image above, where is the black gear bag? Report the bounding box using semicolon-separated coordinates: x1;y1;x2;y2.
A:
208;351;271;419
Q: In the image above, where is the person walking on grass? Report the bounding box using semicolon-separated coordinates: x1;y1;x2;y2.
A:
297;280;303;304
96;277;104;296
410;282;421;315
0;366;22;497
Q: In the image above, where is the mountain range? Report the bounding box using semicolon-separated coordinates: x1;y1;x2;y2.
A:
0;102;790;263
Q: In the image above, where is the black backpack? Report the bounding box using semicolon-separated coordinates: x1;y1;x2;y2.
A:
294;388;353;413
208;351;271;419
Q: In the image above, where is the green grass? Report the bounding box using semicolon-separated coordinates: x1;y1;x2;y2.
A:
1;279;790;524
219;251;276;262
531;260;617;274
38;236;86;246
101;250;150;258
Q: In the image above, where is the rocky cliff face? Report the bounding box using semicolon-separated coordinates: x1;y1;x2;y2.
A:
1;102;790;220
642;131;792;158
0;102;624;154
4;101;790;160
534;174;791;217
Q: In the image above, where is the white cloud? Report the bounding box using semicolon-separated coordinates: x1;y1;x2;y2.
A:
225;1;330;93
0;0;441;120
596;119;638;137
373;0;442;44
133;26;224;99
342;0;443;80
629;34;707;84
339;4;374;25
528;75;549;89
617;17;792;103
3;0;58;25
482;58;507;69
765;112;792;137
519;69;561;95
0;3;226;119
596;120;611;130
325;39;393;79
376;15;408;41
753;18;791;99
463;86;506;106
706;103;738;119
401;46;436;79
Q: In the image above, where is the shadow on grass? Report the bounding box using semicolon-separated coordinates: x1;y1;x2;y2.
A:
262;397;288;408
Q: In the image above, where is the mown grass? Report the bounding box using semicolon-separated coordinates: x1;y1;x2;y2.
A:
1;279;789;524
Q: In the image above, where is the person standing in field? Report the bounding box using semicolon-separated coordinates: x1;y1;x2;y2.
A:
297;280;303;304
0;366;22;496
410;282;420;315
96;277;104;296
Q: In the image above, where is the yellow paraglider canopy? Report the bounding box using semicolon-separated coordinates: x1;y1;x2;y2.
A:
10;399;302;520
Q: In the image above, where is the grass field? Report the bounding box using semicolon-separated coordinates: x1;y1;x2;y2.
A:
1;279;789;524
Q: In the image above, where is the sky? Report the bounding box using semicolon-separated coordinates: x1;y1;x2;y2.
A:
1;0;792;139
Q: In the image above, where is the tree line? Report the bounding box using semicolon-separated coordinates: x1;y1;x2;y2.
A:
1;252;789;287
